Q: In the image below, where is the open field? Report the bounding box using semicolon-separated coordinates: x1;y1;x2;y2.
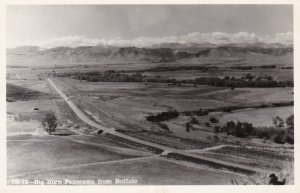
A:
6;61;294;184
13;156;241;185
7;135;151;179
5;4;295;185
51;77;293;138
218;106;293;127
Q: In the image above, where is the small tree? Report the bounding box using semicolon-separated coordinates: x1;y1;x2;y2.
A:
42;112;57;134
285;115;294;144
186;122;190;132
286;115;294;129
245;73;254;81
273;116;285;128
273;133;285;144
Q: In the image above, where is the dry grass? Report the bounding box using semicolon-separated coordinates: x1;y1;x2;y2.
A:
230;160;294;185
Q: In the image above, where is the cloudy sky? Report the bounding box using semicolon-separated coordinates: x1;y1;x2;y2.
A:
6;5;293;48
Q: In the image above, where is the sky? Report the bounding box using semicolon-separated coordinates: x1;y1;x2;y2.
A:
6;5;293;48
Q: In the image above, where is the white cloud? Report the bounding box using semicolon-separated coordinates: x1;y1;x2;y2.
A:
272;31;293;44
16;32;293;48
24;36;102;48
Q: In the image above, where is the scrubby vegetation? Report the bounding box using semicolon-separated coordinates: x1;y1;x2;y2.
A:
146;110;179;122
230;161;294;185
230;64;277;70
216;115;294;144
192;76;293;87
218;121;255;138
130;65;219;72
183;101;293;116
210;117;219;123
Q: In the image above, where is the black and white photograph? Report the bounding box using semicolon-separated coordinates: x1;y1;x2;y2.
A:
2;2;297;189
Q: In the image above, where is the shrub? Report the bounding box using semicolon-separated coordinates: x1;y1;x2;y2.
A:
285;134;294;144
190;117;199;124
195;109;209;116
286;115;294;129
273;133;285;144
186;122;191;132
205;122;211;127
157;122;170;131
209;117;219;123
220;120;294;144
255;127;274;140
221;121;254;138
230;160;294;185
146;110;179;122
233;121;254;138
214;126;220;133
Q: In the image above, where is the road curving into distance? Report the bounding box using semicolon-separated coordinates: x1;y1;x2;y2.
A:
48;78;263;174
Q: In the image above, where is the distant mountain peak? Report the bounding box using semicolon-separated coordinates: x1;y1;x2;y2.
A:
7;42;293;66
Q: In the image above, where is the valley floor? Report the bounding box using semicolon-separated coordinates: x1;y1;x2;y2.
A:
6;66;294;185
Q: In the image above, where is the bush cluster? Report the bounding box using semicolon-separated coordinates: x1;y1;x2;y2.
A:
146;110;179;122
216;115;294;144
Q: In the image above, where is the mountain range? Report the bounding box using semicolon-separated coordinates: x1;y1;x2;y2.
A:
7;42;293;66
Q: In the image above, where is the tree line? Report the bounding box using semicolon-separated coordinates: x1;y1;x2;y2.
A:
214;115;294;144
57;70;293;88
119;64;278;72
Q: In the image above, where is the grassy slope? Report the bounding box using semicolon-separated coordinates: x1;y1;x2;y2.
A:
7;136;141;177
15;157;241;184
7;83;45;101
